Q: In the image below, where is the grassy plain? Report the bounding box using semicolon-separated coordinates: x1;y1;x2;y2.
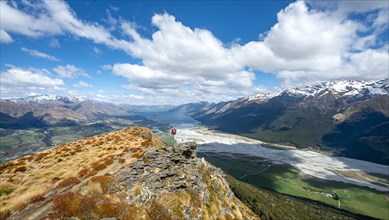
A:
200;153;389;219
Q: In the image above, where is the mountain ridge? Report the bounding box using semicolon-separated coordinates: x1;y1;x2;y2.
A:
0;126;259;219
178;78;389;165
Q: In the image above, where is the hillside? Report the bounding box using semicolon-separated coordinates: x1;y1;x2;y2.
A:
187;79;389;165
0;126;258;219
225;175;376;220
0;96;167;163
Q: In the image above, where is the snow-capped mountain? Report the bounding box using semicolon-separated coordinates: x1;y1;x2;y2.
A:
12;94;88;103
246;78;388;103
188;78;389;165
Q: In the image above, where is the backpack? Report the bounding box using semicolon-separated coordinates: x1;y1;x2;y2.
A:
171;128;176;135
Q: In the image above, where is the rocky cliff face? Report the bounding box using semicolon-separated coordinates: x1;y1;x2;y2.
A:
0;127;259;220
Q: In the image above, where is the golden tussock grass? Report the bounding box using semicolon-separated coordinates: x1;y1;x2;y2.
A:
88;175;121;194
0;126;163;216
52;191;83;216
143;157;149;164
57;176;81;188
30;194;46;203
91;162;107;171
0;210;11;219
147;201;174;219
51;191;141;220
131;151;144;159
13;166;27;173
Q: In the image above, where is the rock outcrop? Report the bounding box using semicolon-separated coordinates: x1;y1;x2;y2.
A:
0;126;259;220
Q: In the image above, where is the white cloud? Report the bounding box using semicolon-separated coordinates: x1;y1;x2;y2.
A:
231;1;388;87
0;29;13;43
21;47;60;61
113;13;257;102
92;47;102;55
111;3;388;101
1;0;388;103
53;65;90;78
0;66;65;98
0;1;61;39
101;64;113;71
49;38;60;48
73;81;93;88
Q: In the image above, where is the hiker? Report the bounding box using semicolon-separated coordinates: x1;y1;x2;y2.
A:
170;126;177;138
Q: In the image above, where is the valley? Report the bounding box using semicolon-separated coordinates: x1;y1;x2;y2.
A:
175;126;389;219
1;81;388;219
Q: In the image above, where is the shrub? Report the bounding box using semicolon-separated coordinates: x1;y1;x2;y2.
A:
52;191;83;217
88;175;121;194
147;201;174;220
92;163;107;171
0;210;11;219
16;202;28;211
14;166;27;173
57;176;81;188
0;163;13;173
51;177;61;183
78;168;89;178
131;151;144;159
0;183;16;196
104;158;114;166
143;157;149;164
34;152;49;161
141;140;153;147
31;194;46;203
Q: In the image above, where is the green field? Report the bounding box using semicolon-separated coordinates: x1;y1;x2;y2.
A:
200;153;389;219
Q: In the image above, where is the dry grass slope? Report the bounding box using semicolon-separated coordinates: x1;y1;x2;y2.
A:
0;126;164;218
0;126;258;220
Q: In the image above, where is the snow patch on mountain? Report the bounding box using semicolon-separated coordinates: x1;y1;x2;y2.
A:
11;94;88;102
247;78;388;102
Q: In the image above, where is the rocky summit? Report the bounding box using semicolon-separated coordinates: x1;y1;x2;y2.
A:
0;126;259;220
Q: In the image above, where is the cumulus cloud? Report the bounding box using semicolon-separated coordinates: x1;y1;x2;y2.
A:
0;66;65;98
226;1;387;86
73;81;93;88
114;14;257;102
21;47;60;61
53;65;90;78
0;1;61;41
1;0;388;103
0;0;131;52
0;29;13;43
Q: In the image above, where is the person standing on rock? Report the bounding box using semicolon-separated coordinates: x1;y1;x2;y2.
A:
170;126;177;141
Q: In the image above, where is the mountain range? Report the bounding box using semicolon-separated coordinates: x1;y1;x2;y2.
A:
180;79;389;165
1;78;388;165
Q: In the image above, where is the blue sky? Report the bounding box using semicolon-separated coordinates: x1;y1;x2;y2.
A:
0;0;388;105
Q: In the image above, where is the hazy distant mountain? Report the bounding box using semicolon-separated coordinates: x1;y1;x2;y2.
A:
0;95;132;128
185;79;389;165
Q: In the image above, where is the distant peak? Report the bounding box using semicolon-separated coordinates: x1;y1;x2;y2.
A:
11;94;88;102
247;78;388;102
